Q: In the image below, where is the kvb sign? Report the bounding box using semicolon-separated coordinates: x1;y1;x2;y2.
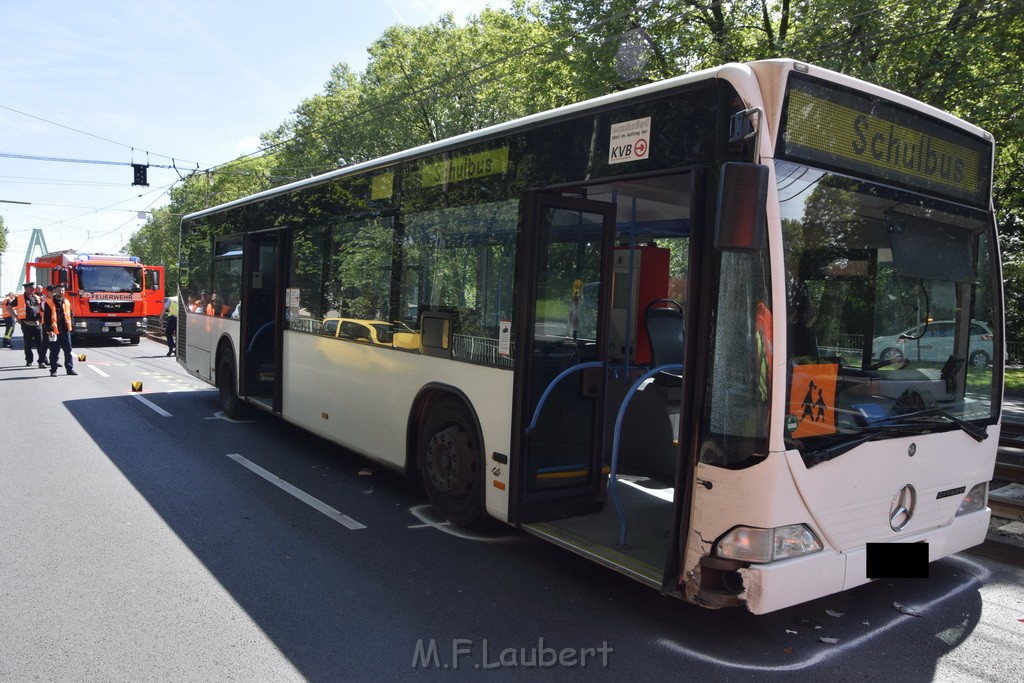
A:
608;117;651;165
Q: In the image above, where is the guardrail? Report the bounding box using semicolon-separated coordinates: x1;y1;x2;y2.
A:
451;334;514;368
1009;340;1024;365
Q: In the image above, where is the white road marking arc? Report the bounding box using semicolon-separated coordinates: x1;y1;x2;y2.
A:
407;505;513;543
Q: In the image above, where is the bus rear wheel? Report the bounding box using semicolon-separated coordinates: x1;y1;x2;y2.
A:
419;399;483;527
217;348;246;419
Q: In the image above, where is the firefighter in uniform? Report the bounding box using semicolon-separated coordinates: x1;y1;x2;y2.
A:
1;292;16;348
18;281;47;368
43;283;77;376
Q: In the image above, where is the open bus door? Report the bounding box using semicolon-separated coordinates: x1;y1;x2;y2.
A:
239;229;285;412
512;192;616;523
512;173;704;593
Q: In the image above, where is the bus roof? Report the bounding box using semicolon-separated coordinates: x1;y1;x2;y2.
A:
184;59;993;222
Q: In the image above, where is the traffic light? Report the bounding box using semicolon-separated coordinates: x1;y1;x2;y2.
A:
132;164;149;187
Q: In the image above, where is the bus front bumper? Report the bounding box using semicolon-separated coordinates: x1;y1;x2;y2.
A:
734;509;990;614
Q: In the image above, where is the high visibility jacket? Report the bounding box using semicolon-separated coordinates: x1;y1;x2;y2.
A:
2;297;16;319
206;302;230;317
44;297;73;335
17;293;43;323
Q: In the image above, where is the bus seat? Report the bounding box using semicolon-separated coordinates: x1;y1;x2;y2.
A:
645;299;684;385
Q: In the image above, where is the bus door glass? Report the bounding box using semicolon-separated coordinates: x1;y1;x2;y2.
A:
515;194;615;522
241;229;284;408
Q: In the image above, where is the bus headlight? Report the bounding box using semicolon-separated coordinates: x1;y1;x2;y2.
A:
715;524;823;563
74;321;88;330
955;482;987;516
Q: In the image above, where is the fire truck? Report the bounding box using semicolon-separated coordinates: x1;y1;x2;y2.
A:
26;250;165;344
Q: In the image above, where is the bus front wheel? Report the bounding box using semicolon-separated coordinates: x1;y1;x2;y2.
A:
419;399;483;527
217;349;245;419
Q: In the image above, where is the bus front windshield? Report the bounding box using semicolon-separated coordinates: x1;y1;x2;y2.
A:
778;161;999;464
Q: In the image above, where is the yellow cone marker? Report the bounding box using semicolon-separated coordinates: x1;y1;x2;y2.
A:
131;381;143;392
78;354;86;361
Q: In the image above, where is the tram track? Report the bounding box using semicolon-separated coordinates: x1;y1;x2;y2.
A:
998;420;1024;450
989;493;1024;521
990;470;1024;519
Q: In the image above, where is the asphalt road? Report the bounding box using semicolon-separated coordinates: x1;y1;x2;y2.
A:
1;337;1022;681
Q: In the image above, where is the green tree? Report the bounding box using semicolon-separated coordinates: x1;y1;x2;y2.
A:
264;3;576;174
542;0;794;95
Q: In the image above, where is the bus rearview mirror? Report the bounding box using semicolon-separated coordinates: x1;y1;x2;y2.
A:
715;162;769;253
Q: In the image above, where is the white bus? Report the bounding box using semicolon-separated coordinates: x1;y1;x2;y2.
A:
178;59;1002;614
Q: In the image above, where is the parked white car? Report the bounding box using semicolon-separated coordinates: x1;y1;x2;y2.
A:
872;320;993;368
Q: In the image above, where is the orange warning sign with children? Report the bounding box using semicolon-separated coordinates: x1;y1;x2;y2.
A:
788;363;839;438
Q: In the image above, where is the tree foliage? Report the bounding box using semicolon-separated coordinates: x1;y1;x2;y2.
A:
264;3;576;174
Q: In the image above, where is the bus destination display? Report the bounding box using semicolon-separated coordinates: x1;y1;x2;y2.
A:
780;75;992;207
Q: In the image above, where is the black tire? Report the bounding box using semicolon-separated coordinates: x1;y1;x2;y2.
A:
969;350;990;368
418;398;484;527
129;336;141;345
217;348;246;418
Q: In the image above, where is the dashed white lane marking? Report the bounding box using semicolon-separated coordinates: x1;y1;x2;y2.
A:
131;393;172;417
87;365;110;378
227;453;367;530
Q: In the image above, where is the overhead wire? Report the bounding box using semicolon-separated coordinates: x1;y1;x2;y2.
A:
0;104;206;168
0;151;178;169
0;174;130;187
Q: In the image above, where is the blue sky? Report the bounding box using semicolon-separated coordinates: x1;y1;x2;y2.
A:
0;0;510;293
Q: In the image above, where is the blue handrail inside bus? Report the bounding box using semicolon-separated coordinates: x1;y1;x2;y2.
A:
524;361;604;434
526;359;683;548
609;363;684;548
247;320;274;353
